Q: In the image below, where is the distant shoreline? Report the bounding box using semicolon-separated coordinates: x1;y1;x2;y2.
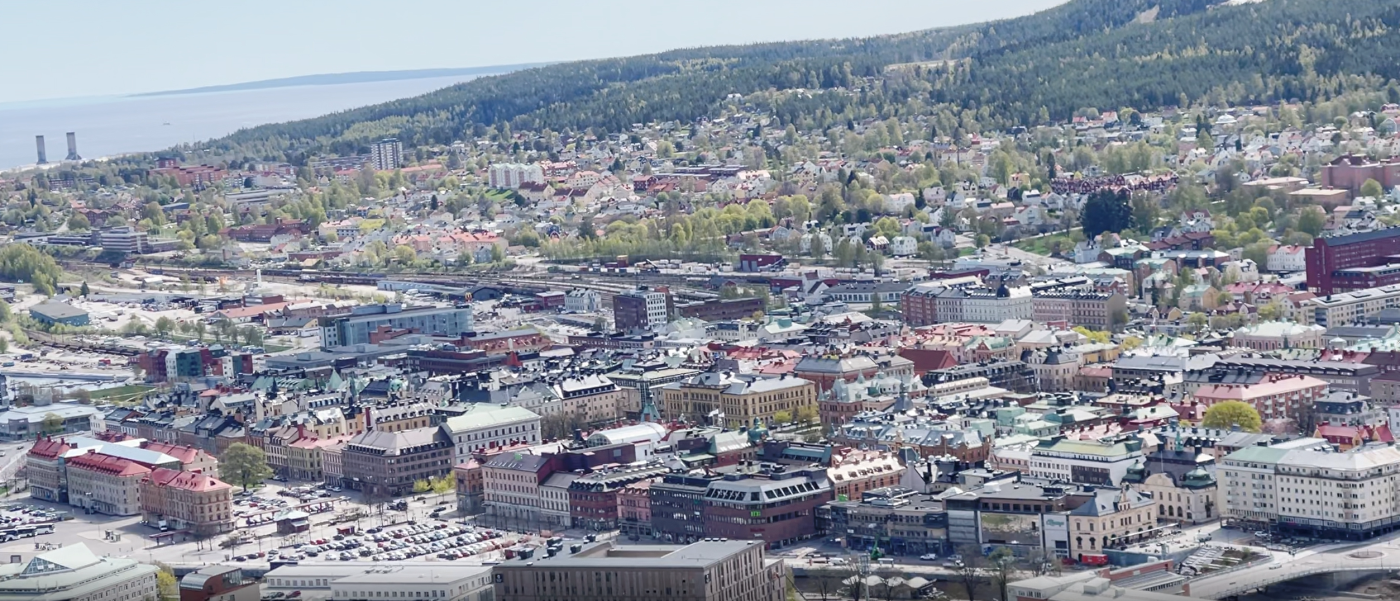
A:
132;63;549;98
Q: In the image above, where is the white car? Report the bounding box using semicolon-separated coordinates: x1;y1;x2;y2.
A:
920;553;938;561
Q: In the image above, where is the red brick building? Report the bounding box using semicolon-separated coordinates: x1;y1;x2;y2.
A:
568;463;669;531
1321;155;1400;195
702;465;832;549
1305;229;1400;295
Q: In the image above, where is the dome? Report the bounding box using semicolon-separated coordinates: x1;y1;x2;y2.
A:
1182;466;1216;489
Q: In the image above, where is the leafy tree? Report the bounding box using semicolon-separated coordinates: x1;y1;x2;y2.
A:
1362;178;1384;199
219;443;274;491
773;410;793;425
156;565;178;601
154;316;175;338
430;475;455;494
79;281;90;297
66;213;90;231
1297;206;1326;238
1081;189;1133;240
41;413;63;435
975;234;990;248
413;479;432;494
796;405;818;425
1203;400;1262;432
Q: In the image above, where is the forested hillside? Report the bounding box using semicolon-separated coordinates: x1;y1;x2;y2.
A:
205;0;1400;159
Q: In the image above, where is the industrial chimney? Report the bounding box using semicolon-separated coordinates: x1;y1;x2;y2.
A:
34;135;47;164
65;132;80;161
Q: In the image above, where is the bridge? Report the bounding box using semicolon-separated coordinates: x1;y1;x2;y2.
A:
1188;548;1400;599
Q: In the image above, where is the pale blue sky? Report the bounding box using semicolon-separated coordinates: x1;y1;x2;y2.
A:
0;0;1066;104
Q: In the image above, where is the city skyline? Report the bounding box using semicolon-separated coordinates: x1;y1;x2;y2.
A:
0;0;1067;104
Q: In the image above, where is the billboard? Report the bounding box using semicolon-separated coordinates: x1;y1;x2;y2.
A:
979;512;1041;546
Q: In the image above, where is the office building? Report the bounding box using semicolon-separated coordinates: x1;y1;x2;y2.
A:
369;138;403;171
65;132;81;162
569;463;668;531
1321;154;1400;195
492;539;785;601
613;287;673;332
66;452;150;516
0;544;158;601
34;135;46;164
822;487;950;557
702;464;832;549
320;304;473;348
942;481;1079;559
1306;229;1400;295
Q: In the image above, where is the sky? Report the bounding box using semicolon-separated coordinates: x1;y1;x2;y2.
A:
0;0;1068;104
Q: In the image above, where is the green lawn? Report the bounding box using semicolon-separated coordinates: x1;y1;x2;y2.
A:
85;384;153;403
1013;234;1076;256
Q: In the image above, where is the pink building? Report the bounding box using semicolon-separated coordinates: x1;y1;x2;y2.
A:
617;478;656;540
1191;374;1329;421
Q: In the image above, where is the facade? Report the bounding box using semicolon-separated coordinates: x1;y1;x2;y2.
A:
341;427;453;498
140;467;235;536
569;463;668;532
661;372;817;427
564;289;602;313
1067;488;1157;561
29;301;90;327
553;375;626;426
675;297;766;322
1229;321;1326;351
1305;283;1400;327
369;138;403;170
1222;444;1400;539
613;287;673;332
1305;229;1400;295
618;478;656;539
1128;467;1218;526
264;564;494;601
440;404;542;463
649;471;721;544
26;437;72;503
320;304;474;348
1029;437;1145;486
482;452;554;531
492;540;785;601
942;481;1077;558
488;163;545;189
65;452;150;516
901;283;1034;326
1320;154;1400;195
0;544;158;601
702;465;832;549
1191;374;1330;423
822;487;950;557
1031;292;1127;329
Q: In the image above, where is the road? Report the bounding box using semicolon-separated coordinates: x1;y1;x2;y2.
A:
1189;530;1400;599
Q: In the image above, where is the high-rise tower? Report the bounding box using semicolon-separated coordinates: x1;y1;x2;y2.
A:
35;135;47;164
65;132;81;161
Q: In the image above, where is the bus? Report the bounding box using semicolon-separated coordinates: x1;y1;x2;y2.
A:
33;524;53;535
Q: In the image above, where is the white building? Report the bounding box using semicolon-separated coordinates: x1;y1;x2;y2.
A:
369;138;403;171
488;163;544;189
539;472;578;531
1222;444;1400;539
1304;283;1400;327
890;235;917;257
439;404;542;463
0;544;158;601
1028;437;1145;486
564;288;602;313
265;563;494;601
1266;244;1307;273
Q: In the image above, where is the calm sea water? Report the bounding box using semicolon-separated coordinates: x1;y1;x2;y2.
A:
0;75;483;170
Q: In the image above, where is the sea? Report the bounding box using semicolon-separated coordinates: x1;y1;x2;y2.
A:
0;74;485;171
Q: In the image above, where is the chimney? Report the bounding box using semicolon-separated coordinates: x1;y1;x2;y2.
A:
35;135;47;164
65;132;80;161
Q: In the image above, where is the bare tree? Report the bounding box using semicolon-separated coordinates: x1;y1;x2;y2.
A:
953;544;985;601
813;567;844;601
987;547;1021;601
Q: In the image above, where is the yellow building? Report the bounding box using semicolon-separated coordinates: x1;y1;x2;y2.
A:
661;372;816;427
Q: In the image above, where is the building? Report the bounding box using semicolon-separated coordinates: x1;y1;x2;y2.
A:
1191;374;1329;423
264;564;494;601
491;539;785;601
1221;444;1400;539
553;375;626;426
369;138;403;170
1067;487;1158;561
1305;229;1400;295
140;467;235;536
28;301;90;327
65;452;150;516
941;480;1079;558
179;566;258;601
0;544;158;601
1031;292;1127;329
1229;321;1327;350
320;304;474;348
1305;283;1400;327
618;478;656;540
1320;154;1400;195
488;163;544;189
482;451;555;531
702;465;832;549
341;427;453;498
1029;436;1145;486
26;437;72;503
1009;571;1204;601
792;354;881;391
1123;459;1219;526
660;372;817;427
649;470;722;544
901;283;1033;326
613;287;673;332
440;404;542;463
822;487;950;557
564;289;602;313
675;298;765;322
569;463;668;531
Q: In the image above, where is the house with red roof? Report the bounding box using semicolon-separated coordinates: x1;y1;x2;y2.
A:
139;467;234;536
26;436;73;503
66;451;151;516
